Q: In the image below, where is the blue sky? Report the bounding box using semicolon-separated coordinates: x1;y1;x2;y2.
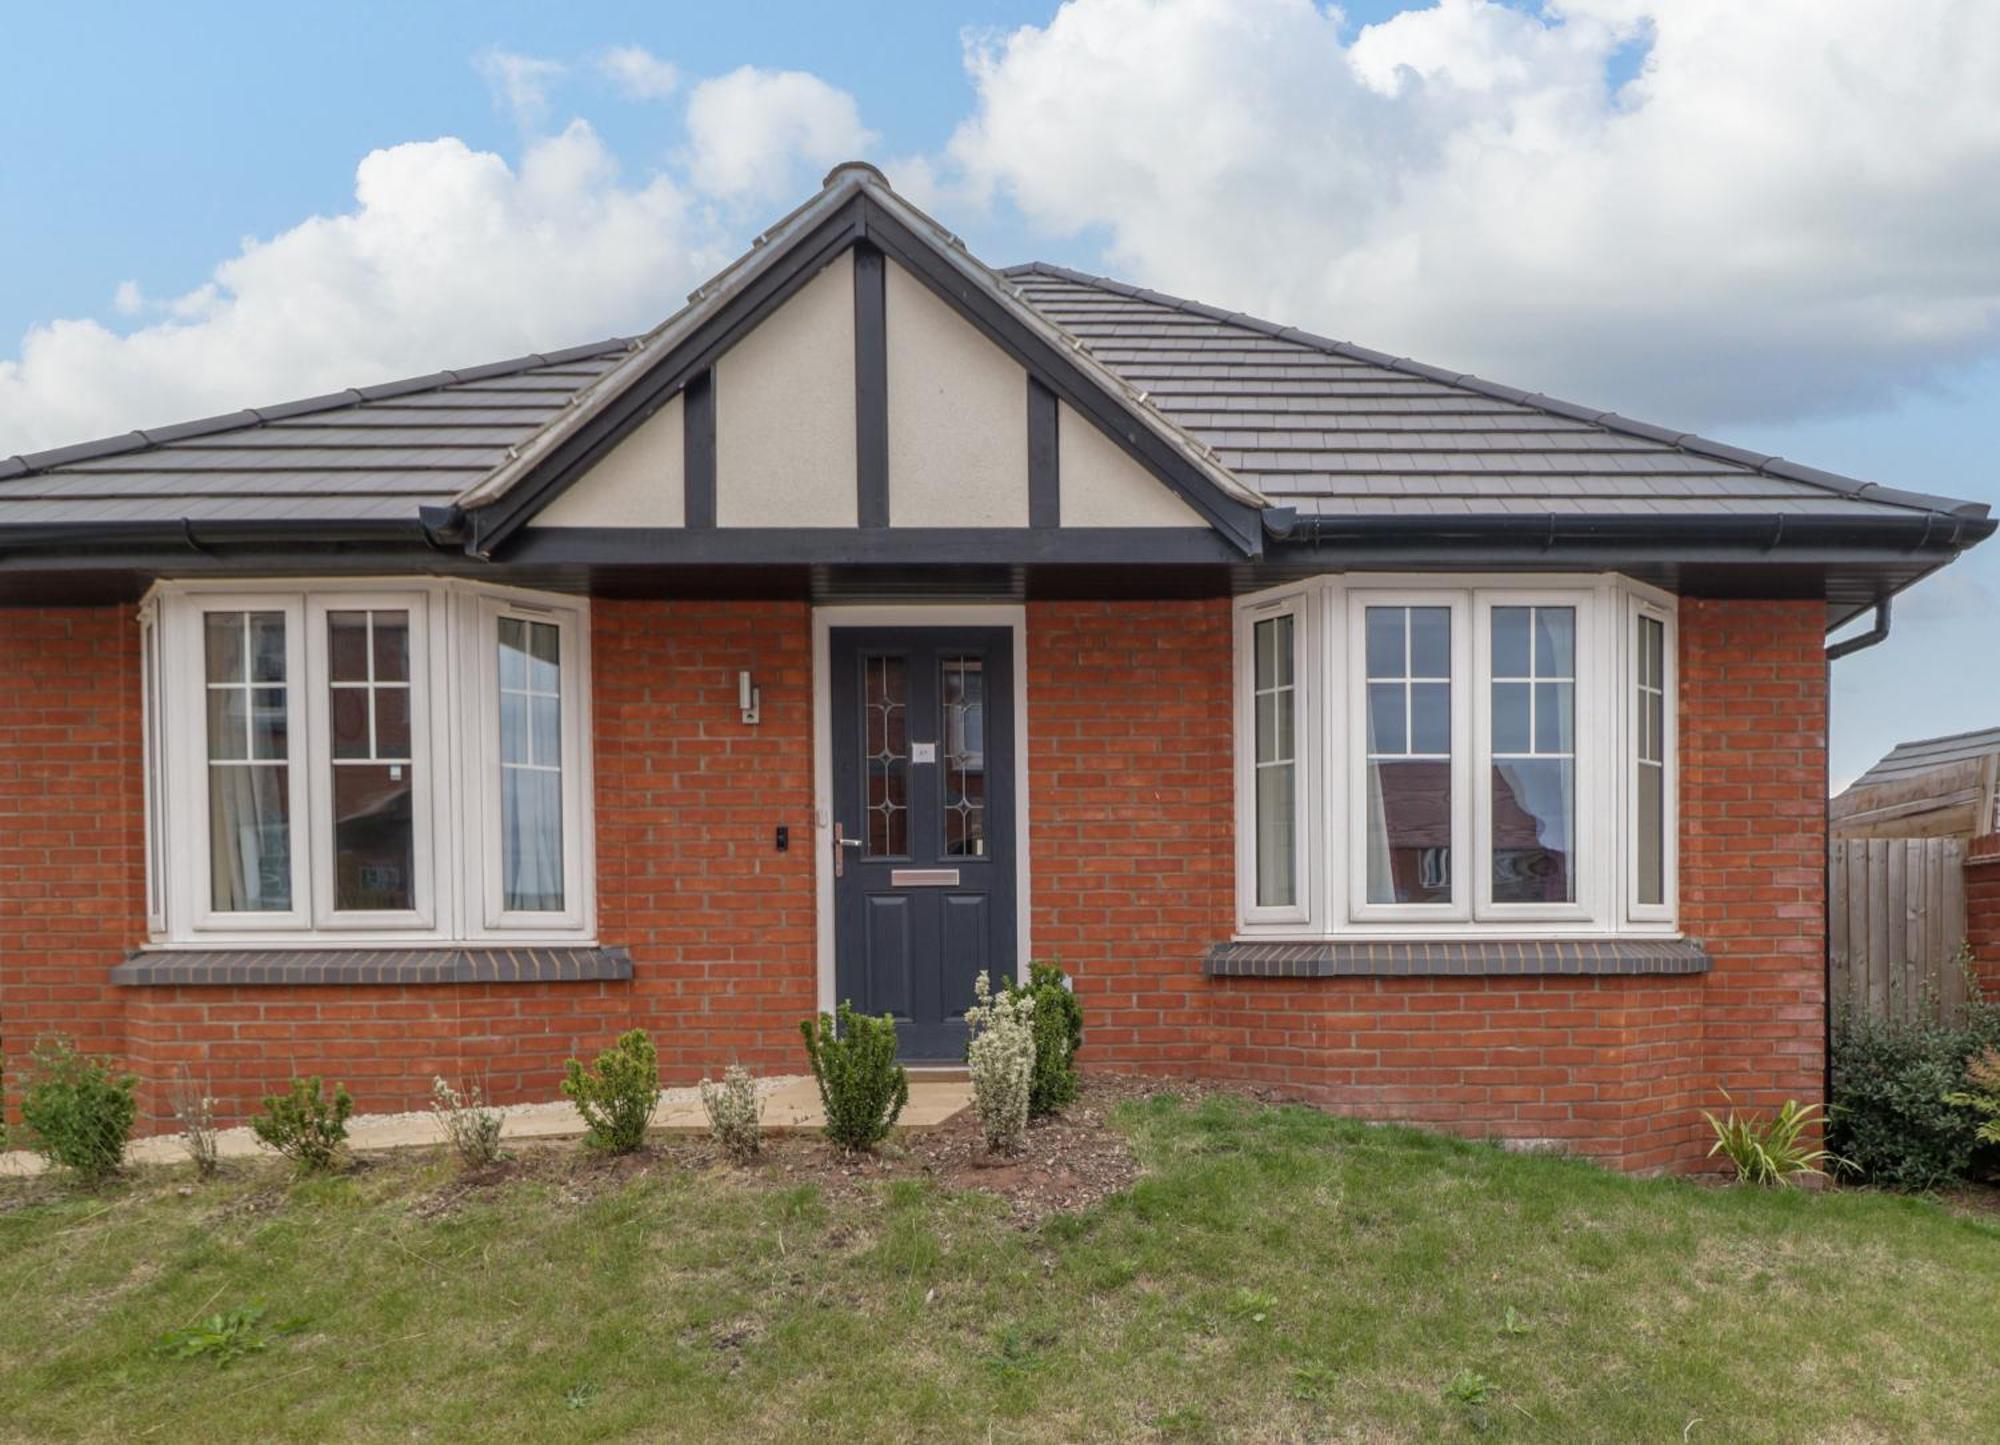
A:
2;1;1995;788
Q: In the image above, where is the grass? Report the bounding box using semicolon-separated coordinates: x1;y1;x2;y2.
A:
2;1092;1997;1441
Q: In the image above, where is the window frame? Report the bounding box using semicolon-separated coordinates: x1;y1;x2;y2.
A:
1234;588;1315;927
1625;593;1678;926
147;578;594;948
1345;587;1474;926
1232;572;1679;941
1471;587;1601;925
303;589;441;932
471;591;593;934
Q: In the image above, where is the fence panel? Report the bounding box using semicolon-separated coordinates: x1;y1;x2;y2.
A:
1828;837;1968;1023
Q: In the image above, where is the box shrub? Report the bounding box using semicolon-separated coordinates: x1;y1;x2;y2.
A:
800;1001;908;1152
1829;997;2000;1191
21;1034;137;1185
1008;962;1083;1117
252;1076;354;1174
562;1030;661;1154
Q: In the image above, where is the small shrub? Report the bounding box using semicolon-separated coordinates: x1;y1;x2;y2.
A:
1007;961;1083;1118
965;971;1036;1154
430;1076;504;1171
562;1030;661;1154
1945;1047;2000;1146
1703;1093;1845;1185
799;1001;908;1152
252;1075;353;1173
20;1034;137;1185
168;1064;220;1180
1829;996;2000;1190
700;1064;762;1163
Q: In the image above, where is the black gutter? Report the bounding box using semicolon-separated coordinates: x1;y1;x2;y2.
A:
1824;598;1893;660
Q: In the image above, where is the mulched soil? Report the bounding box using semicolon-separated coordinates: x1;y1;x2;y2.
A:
410;1073;1219;1227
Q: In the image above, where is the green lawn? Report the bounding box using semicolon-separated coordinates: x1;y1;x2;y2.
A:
2;1090;1996;1442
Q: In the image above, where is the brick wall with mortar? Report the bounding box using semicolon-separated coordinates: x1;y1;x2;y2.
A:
2;595;1828;1171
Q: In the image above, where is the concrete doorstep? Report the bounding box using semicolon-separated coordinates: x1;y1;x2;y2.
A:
0;1076;973;1180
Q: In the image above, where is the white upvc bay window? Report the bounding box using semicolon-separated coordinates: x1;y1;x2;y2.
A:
1234;574;1678;938
143;579;594;946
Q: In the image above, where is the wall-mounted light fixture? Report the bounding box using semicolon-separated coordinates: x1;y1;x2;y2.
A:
738;669;761;725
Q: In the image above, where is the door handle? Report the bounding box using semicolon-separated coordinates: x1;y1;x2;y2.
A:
833;821;863;878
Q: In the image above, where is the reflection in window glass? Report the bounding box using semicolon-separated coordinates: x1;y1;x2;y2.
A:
328;610;415;912
1253;614;1297;907
941;657;987;858
498;617;564;912
205;611;292;912
1636;615;1666;907
1491;606;1576;903
1364;606;1452;904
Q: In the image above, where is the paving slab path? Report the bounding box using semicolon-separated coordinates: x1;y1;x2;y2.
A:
0;1075;972;1179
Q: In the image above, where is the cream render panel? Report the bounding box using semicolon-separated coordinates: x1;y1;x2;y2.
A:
532;395;686;528
1057;401;1207;526
885;260;1029;527
716;250;857;527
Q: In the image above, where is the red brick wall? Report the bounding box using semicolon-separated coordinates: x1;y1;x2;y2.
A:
1679;599;1827;1142
0;611;147;1113
1;593;1828;1174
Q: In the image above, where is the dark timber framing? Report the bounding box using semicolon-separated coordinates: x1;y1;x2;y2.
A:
456;187;1266;558
853;243;890;528
683;369;716;529
1027;377;1059;528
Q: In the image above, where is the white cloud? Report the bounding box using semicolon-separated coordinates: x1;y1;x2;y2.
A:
599;45;681;101
684;66;877;201
0;125;739;452
946;0;2000;426
475;47;567;130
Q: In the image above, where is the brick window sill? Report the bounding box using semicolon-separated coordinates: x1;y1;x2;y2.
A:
110;946;633;988
1205;938;1710;980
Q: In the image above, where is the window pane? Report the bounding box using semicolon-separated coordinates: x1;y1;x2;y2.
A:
330;687;370;758
1638;760;1665;906
205;614;245;685
1534;609;1575;675
1366;759;1451;904
333;764;414;911
1409;682;1450;755
1492;760;1575;903
1367;682;1406;754
1490;605;1577;904
498;616;565;911
1365;608;1403;677
372;615;410;683
209;763;291;912
205;610;291;913
941;656;987;859
376;687;412;758
1409;607;1450;678
1636;614;1667;907
502;768;565;911
1492;681;1531;754
1491;606;1531;677
328;611;370;682
1252;615;1296;907
862;653;908;857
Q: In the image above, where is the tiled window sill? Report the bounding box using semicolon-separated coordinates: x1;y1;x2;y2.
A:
110;946;632;988
1205;938;1709;979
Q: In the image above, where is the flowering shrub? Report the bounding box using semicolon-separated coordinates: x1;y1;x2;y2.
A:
431;1076;504;1170
701;1064;762;1163
965;971;1036;1155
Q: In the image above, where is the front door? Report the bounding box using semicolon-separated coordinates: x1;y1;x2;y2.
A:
830;626;1016;1060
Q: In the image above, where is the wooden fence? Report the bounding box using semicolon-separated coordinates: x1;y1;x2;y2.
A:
1829;837;1970;1023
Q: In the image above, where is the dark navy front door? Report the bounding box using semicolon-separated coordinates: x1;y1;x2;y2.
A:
830;627;1016;1060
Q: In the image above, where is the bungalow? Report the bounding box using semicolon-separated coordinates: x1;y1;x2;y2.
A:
1;163;1989;1171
